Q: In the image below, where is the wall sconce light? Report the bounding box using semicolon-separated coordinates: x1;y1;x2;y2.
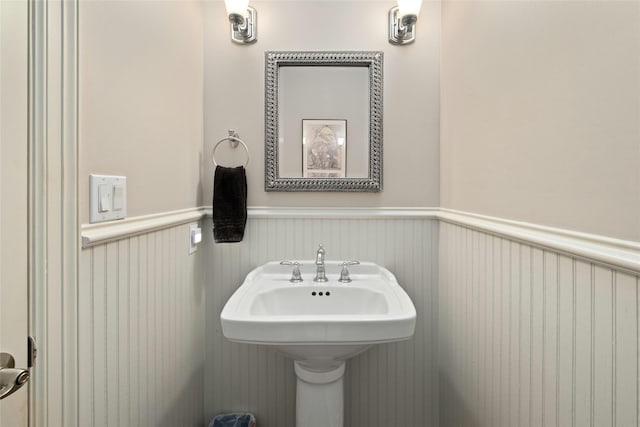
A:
224;0;257;44
388;0;422;45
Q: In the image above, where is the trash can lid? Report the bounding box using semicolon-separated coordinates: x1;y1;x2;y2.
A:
209;412;256;427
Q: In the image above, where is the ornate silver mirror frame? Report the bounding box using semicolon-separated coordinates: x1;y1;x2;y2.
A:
265;51;383;192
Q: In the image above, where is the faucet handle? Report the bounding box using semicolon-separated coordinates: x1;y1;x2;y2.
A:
280;261;303;283
338;261;360;283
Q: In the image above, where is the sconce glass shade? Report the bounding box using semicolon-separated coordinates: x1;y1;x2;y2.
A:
397;0;422;17
225;0;249;17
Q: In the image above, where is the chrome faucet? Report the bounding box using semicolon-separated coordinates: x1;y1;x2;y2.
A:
314;244;328;282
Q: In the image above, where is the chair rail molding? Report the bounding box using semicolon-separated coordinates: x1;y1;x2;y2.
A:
81;207;207;248
82;205;639;273
437;208;640;274
200;206;640;274
243;206;440;219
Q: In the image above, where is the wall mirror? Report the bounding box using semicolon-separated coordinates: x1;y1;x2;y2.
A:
265;51;383;192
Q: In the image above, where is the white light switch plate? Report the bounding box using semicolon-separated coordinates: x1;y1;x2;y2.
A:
90;174;127;223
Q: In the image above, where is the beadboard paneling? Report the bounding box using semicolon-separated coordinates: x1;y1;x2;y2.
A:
204;217;439;427
439;221;640;427
78;222;205;427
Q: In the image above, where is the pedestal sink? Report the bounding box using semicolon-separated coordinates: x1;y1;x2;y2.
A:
220;260;416;427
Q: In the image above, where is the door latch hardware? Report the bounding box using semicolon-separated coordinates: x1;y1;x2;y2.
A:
0;352;29;400
28;336;37;368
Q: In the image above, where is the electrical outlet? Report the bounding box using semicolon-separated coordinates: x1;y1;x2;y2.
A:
189;223;202;254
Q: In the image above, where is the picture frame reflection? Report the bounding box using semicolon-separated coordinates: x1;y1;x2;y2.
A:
302;119;347;178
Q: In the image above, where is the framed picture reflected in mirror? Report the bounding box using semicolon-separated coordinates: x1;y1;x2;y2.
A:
302;119;347;178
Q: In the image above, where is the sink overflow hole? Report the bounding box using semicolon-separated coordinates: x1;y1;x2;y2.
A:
310;291;331;296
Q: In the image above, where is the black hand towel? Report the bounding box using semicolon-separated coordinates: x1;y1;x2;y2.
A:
212;166;247;243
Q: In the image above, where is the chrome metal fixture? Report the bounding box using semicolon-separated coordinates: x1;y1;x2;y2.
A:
280;261;303;283
0;352;29;400
314;244;328;282
338;261;360;283
388;0;422;45
224;0;257;44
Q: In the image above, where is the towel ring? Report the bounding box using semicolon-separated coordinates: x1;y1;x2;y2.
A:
211;130;250;168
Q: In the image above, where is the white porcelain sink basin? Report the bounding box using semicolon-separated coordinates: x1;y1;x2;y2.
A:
221;260;416;357
220;259;417;427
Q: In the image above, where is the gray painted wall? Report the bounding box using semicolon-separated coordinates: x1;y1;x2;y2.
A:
440;0;640;241
204;0;441;208
80;0;204;223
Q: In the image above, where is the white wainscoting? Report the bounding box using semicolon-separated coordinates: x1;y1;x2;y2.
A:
78;221;205;427
439;221;640;427
204;216;440;427
74;207;640;427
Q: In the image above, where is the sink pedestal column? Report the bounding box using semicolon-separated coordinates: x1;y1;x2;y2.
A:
294;360;345;427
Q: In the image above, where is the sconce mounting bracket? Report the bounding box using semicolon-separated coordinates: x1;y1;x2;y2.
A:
388;6;417;45
230;5;257;44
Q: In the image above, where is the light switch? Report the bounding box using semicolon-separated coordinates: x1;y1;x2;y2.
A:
113;185;125;211
90;174;127;223
98;184;112;212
